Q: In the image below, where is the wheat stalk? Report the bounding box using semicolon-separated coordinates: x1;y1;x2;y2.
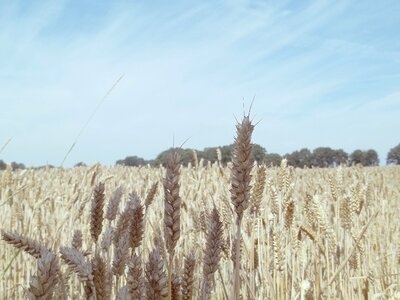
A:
163;150;182;299
230;114;254;300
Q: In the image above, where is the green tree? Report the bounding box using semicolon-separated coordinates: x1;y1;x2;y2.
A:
333;149;349;166
116;156;146;167
286;148;312;168
10;162;25;170
252;144;267;164
387;143;400;165
311;147;335;167
350;150;363;165
364;149;379;166
309;147;348;167
350;149;379;166
202;145;234;165
264;153;282;166
0;160;6;170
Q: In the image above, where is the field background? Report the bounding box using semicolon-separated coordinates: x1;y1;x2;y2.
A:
1;162;399;299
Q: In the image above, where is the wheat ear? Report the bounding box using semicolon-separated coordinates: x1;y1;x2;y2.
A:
27;250;59;300
2;231;48;259
163;150;182;299
145;182;158;209
201;206;224;300
146;249;168;299
90;182;105;243
92;252;111;300
250;164;266;216
113;200;133;246
230;114;254;300
105;186;124;222
60;246;95;298
127;253;144;299
72;229;83;250
128;192;144;250
181;253;195;300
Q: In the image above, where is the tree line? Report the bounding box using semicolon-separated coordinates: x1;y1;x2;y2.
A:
116;142;400;168
1;143;400;170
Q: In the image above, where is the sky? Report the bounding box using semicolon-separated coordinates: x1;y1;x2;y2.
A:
1;0;399;167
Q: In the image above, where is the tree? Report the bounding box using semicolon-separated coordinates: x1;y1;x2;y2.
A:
387;143;400;165
364;149;379;166
309;147;348;168
116;156;146;167
264;153;282;167
350;149;379;166
350;150;364;165
0;160;6;170
202;145;234;165
311;147;335;167
333;149;349;166
10;162;25;170
74;162;87;167
252;144;267;164
286;148;312;168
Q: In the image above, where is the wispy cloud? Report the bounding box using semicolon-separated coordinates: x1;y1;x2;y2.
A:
1;1;399;166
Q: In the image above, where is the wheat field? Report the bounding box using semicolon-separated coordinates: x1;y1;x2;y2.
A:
1;117;400;299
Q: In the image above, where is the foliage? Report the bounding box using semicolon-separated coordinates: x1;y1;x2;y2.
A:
309;147;348;168
350;149;379;166
116;156;148;167
264;153;282;166
10;162;25;170
387;143;400;165
286;148;312;168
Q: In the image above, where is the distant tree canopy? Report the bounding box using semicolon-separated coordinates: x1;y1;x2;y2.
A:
0;160;26;171
284;147;348;168
387;143;400;165
202;145;234;165
0;160;6;170
10;162;25;170
264;153;282;167
116;156;148;167
74;162;87;167
350;149;379;166
308;147;348;168
286;148;312;168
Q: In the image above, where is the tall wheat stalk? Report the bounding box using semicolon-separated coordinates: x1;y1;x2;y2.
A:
163;150;182;300
230;114;254;300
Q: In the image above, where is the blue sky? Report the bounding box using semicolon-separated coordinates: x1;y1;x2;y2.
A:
1;0;399;166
